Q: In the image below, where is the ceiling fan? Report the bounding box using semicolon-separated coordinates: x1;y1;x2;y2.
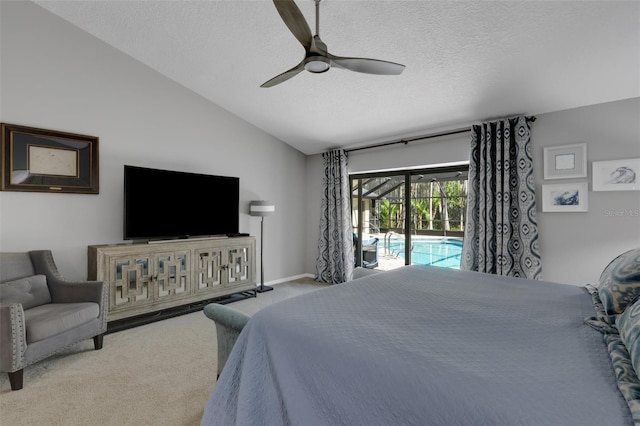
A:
261;0;406;88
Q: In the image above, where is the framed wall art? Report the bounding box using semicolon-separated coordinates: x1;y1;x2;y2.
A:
541;182;589;212
1;123;99;194
543;143;587;180
592;158;639;191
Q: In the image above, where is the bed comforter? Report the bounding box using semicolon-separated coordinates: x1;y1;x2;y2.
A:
201;265;632;425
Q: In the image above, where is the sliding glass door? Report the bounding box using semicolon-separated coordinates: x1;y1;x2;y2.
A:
351;165;468;271
352;174;406;269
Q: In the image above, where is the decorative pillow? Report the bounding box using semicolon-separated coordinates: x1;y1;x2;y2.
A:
586;293;640;425
583;284;619;334
605;331;640;425
618;298;640;375
0;275;51;309
598;248;640;315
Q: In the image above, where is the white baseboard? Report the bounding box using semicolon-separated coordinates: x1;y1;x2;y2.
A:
266;273;315;286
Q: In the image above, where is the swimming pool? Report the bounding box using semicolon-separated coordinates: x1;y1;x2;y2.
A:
386;237;463;269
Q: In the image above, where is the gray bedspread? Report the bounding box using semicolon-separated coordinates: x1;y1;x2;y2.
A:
202;265;632;425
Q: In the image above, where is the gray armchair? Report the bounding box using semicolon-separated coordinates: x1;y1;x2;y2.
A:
203;303;250;378
0;250;108;390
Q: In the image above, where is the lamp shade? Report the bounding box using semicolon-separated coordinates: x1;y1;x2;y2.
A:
250;200;275;217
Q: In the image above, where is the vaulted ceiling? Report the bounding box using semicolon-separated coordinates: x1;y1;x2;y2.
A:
34;0;640;155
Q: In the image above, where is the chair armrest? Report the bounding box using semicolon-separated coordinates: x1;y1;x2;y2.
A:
203;303;250;332
0;303;27;373
47;280;107;305
203;303;250;376
29;250;107;305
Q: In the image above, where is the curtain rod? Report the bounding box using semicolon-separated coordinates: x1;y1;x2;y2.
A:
344;127;471;153
344;116;537;154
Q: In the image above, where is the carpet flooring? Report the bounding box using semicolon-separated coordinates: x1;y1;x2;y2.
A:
0;278;327;426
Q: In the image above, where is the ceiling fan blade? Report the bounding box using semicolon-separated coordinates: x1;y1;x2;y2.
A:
273;0;313;50
260;60;305;88
329;55;405;75
311;35;328;56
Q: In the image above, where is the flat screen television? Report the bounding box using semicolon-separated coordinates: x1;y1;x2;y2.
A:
123;165;239;241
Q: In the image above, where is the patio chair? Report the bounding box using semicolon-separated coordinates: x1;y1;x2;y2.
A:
362;237;379;268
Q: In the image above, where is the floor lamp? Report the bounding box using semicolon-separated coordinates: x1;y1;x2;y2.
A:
250;200;275;293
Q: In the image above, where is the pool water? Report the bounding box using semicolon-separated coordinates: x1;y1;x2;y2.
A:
387;238;463;269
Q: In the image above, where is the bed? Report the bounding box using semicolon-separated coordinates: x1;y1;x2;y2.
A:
202;248;640;426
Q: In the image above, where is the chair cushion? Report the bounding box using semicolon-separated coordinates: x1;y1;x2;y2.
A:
599;248;640;315
0;275;51;309
23;302;100;343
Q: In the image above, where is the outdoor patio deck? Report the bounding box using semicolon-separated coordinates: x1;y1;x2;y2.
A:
375;253;406;271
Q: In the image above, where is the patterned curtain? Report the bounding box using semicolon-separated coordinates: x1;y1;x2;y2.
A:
316;149;354;283
461;116;542;279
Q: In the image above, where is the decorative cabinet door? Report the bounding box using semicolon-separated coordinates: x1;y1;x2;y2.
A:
109;255;154;311
195;243;253;291
107;251;191;312
226;245;253;288
195;248;225;292
154;251;190;300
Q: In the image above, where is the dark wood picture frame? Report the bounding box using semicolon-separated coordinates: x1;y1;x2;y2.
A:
1;123;99;194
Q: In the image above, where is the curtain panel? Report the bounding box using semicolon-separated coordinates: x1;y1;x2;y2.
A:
316;149;354;283
461;116;542;279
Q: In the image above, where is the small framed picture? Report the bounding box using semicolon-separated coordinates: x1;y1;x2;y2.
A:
543;143;587;180
542;182;589;212
1;123;99;194
592;158;639;191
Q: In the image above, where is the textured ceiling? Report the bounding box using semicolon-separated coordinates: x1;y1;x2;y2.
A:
34;0;640;155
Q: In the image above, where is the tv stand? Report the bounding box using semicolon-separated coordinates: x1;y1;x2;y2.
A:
88;236;256;323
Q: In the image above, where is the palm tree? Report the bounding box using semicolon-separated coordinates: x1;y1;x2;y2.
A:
430;180;449;231
380;199;402;230
442;180;466;231
412;198;429;231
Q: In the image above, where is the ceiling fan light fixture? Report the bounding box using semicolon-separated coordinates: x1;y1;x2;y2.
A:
261;0;405;87
304;56;330;73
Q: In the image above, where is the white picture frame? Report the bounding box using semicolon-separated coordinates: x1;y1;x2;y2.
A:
543;143;587;180
592;158;640;191
542;182;589;212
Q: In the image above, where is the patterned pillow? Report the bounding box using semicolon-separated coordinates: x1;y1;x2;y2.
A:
598;248;640;315
618;298;640;375
583;284;619;334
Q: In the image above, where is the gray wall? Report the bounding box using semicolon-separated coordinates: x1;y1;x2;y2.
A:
0;1;308;283
305;98;640;286
534;98;640;285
